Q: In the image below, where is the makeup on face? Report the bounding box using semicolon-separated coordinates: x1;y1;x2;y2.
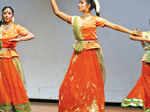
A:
2;8;14;23
78;0;89;12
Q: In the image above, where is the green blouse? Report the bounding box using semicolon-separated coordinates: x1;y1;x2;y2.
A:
142;32;150;63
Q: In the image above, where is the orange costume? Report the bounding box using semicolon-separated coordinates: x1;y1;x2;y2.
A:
122;32;150;112
0;24;31;112
59;16;106;112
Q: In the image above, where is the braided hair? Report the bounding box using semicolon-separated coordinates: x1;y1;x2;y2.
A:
86;0;100;16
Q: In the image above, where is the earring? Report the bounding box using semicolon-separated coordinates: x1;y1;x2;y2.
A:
12;17;15;22
1;19;4;23
85;8;89;12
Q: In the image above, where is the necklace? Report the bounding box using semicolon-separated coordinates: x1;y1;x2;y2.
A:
2;22;13;32
80;14;92;22
80;12;91;19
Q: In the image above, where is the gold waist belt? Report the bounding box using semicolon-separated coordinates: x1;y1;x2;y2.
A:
73;40;101;53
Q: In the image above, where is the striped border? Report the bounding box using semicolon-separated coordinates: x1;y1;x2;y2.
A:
0;102;31;112
122;98;150;112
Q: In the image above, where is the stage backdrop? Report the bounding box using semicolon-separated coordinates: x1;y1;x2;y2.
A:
1;0;150;102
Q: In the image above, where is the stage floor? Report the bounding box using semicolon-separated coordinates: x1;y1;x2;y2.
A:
31;102;143;112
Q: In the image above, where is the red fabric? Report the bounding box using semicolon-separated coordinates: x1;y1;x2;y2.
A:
0;58;29;105
2;39;17;48
59;49;105;112
126;62;150;109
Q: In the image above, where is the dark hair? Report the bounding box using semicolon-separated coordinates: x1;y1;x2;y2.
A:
0;6;14;25
86;0;100;16
2;6;14;15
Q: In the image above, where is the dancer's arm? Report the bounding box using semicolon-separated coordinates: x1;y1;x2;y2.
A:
130;35;150;43
10;32;34;42
50;0;72;23
9;25;34;42
99;17;140;36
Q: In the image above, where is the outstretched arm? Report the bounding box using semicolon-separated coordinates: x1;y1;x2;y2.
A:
100;18;140;36
130;35;150;43
50;0;72;23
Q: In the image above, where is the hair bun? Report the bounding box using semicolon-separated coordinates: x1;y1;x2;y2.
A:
93;0;100;16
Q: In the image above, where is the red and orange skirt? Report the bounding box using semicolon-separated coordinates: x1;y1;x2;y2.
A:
122;62;150;112
0;57;31;112
59;48;105;112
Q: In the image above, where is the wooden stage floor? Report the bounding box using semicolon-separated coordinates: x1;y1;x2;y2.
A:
31;102;143;112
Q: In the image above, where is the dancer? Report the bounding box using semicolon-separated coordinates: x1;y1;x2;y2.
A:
0;6;34;112
50;0;139;111
122;31;150;112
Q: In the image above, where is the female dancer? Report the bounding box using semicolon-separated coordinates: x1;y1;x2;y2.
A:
0;6;34;112
122;32;150;112
50;0;139;111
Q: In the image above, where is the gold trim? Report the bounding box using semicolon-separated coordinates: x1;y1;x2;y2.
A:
12;57;26;85
72;16;84;41
96;49;106;83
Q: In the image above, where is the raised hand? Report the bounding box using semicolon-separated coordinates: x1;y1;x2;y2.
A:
50;0;72;23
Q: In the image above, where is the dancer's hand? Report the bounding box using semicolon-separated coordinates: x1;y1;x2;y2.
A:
50;0;72;23
129;35;138;40
9;38;21;42
130;35;150;43
132;29;142;37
